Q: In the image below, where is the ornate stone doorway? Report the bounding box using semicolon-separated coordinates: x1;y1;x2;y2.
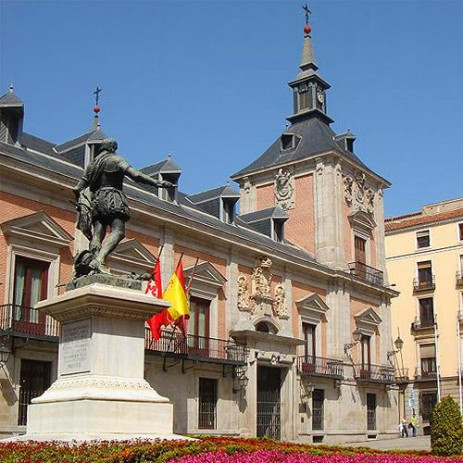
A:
257;366;281;439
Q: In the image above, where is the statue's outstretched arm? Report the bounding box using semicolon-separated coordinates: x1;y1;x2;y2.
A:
125;166;173;188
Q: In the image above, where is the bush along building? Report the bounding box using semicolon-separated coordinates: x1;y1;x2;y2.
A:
0;15;399;443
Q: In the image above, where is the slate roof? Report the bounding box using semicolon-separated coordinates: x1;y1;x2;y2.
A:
0;89;24;108
140;157;182;176
232;116;371;179
186;185;240;204
55;127;108;153
0;140;83;179
239;206;289;223
20;132;57;156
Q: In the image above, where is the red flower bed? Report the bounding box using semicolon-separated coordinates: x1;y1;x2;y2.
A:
0;436;458;463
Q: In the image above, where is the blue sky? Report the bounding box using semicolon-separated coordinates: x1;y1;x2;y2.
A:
1;0;462;217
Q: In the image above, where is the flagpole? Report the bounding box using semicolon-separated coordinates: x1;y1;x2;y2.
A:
457;313;462;415
434;315;441;402
187;257;200;293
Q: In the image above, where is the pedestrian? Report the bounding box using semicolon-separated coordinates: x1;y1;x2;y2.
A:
409;414;419;437
401;417;409;437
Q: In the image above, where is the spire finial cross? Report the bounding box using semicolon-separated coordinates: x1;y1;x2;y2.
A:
302;3;311;25
93;86;102;106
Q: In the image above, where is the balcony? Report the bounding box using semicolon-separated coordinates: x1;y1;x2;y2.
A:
145;328;249;366
297;355;344;380
413;276;435;292
456;272;463;287
353;363;395;385
411;317;435;331
0;304;59;341
348;262;384;286
394;367;410;385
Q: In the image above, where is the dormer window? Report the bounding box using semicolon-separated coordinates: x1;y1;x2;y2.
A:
222;199;235;224
280;133;300;152
272;220;285;242
159;173;177;202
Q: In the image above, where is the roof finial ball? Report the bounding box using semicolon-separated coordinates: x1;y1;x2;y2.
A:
93;86;102;115
302;3;312;36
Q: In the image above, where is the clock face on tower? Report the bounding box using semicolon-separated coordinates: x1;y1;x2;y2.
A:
317;91;324;104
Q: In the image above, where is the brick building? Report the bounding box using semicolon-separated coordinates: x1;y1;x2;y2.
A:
0;17;399;442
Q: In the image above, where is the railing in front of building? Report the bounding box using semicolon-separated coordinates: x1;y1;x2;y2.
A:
413;276;435;292
394;367;410;384
0;304;59;339
456;272;463;287
297;355;344;379
348;262;384;286
145;328;248;365
411;317;435;331
353;363;395;384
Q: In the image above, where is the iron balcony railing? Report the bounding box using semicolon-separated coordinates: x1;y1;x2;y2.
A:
394;367;410;384
0;304;59;340
411;316;435;331
456;272;463;287
145;328;248;365
348;262;384;286
297;355;344;379
353;363;395;384
413;275;435;292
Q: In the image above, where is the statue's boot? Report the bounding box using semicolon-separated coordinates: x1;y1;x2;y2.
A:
89;259;111;274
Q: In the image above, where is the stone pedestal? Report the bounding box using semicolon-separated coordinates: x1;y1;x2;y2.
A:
22;282;177;441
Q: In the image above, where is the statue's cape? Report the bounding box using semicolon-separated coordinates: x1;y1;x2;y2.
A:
76;188;93;241
87;151;113;191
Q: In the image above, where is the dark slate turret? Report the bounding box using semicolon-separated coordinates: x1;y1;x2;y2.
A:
0;86;24;145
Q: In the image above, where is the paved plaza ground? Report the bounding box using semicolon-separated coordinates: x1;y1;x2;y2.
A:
345;435;431;451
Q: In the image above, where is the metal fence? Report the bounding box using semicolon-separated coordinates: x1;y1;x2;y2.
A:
353;363;395;384
297;355;344;379
145;328;248;364
0;304;59;338
348;262;384;286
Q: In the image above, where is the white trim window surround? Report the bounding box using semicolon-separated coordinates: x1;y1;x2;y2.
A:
416;230;431;249
1;211;73;305
184;262;227;340
353;308;382;364
296;293;330;359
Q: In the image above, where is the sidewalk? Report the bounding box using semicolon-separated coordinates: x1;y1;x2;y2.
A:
345;435;431;452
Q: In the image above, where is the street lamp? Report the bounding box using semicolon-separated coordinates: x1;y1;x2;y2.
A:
387;335;404;361
344;328;363;355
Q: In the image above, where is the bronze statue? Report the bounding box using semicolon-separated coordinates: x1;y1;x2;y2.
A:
73;138;171;276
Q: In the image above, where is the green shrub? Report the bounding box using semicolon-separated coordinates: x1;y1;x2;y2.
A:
430;395;463;456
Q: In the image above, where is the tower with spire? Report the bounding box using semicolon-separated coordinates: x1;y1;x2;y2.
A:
232;7;390;274
287;5;332;125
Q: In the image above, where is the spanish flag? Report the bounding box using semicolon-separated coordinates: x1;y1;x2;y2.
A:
163;259;189;321
147;258;189;340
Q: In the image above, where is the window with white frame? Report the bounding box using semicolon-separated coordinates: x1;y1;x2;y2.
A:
416;230;430;249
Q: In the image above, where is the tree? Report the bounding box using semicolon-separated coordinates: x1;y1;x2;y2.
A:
431;395;463;456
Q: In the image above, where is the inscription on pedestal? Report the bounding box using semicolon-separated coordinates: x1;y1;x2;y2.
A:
61;319;91;375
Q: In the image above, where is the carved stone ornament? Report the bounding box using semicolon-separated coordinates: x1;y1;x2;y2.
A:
237;273;250;312
250;257;274;316
274;168;294;210
274;284;288;319
343;170;375;214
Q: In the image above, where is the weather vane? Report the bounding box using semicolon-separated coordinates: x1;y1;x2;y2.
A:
93;86;102;107
302;4;311;26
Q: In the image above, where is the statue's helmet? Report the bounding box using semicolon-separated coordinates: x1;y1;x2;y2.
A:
100;138;118;153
